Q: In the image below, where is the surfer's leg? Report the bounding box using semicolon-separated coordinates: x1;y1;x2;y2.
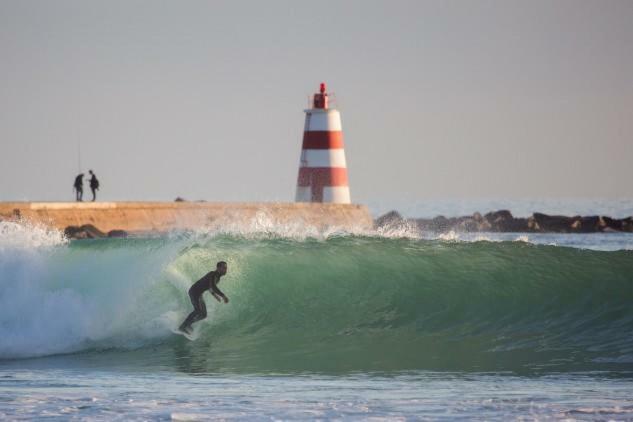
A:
189;297;207;324
179;293;199;332
179;295;207;332
179;310;198;332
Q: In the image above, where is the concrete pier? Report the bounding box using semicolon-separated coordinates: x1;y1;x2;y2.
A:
0;202;373;235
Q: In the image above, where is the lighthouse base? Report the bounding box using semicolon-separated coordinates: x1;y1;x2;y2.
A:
295;186;351;203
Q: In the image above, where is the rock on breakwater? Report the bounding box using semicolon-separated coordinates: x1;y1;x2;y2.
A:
376;210;633;233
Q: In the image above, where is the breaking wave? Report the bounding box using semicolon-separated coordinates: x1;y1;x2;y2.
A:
1;222;632;374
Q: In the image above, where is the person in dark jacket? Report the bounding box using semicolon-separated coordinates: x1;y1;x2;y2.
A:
73;173;84;201
88;170;100;201
179;261;229;334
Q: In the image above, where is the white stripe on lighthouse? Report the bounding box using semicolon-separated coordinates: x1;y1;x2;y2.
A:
323;187;351;203
301;149;347;168
295;186;351;203
305;110;342;131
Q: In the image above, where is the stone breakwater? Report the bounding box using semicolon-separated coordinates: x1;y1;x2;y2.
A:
376;210;633;233
0;202;373;239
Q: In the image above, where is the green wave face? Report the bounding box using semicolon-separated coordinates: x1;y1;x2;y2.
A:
2;235;633;374
154;236;633;374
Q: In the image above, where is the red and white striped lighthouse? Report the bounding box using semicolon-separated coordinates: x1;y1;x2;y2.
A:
295;83;351;203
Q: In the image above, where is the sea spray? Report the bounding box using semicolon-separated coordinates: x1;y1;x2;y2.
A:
0;232;186;358
0;221;67;250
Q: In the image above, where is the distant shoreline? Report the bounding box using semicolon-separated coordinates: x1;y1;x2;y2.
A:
375;210;633;233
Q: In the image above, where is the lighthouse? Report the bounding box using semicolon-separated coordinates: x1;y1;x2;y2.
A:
295;83;351;203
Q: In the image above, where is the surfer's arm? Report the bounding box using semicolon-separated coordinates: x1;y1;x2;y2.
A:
210;282;229;303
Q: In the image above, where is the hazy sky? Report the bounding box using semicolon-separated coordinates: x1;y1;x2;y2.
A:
1;0;632;204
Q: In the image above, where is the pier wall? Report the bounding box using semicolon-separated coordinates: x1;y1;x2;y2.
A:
0;202;373;234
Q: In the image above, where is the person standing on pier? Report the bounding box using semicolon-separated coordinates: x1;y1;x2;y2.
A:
89;170;100;201
73;173;84;202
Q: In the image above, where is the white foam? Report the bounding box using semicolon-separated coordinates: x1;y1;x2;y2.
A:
438;230;459;241
0;221;67;250
0;231;185;359
180;210;421;241
171;413;210;421
472;234;493;242
162;311;199;341
374;218;421;239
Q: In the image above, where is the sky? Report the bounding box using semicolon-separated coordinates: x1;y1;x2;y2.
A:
1;0;632;205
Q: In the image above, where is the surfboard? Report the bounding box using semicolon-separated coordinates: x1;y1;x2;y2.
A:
170;326;196;341
161;311;199;341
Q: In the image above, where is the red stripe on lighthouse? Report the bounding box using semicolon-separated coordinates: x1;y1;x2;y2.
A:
297;167;349;187
302;131;345;149
297;168;349;202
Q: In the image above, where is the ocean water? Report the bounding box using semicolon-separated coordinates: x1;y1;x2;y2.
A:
1;201;633;420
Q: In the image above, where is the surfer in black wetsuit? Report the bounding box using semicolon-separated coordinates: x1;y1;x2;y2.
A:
178;261;229;334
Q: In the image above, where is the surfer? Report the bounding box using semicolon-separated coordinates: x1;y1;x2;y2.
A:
178;261;229;334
